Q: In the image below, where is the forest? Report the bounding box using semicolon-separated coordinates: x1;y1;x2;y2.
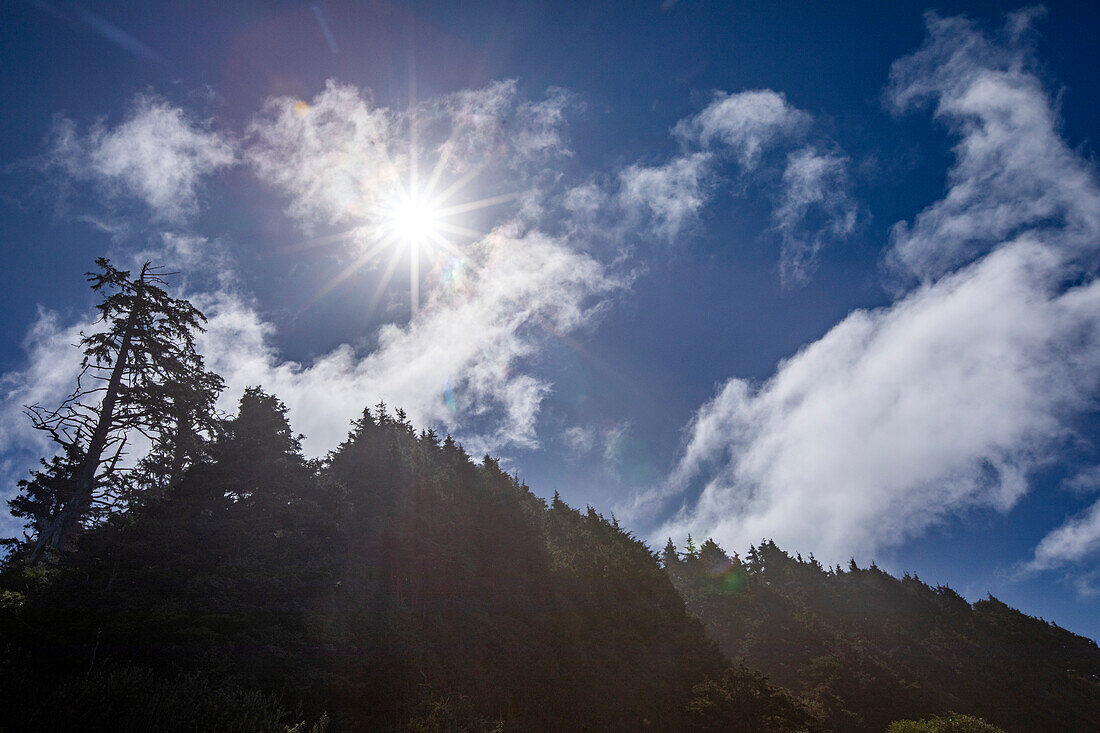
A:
2;261;1098;731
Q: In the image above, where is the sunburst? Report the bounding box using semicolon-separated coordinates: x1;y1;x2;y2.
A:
298;127;515;320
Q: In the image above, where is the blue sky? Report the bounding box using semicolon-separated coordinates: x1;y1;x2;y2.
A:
4;1;1100;639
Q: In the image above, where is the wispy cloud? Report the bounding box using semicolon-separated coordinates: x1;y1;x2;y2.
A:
51;94;234;222
0;309;90;536
3;78;613;528
199;226;619;455
1025;500;1100;575
660;89;856;279
675;90;811;169
886;9;1100;282
774;146;858;284
647;11;1100;566
246;81;399;231
235;80;614;453
618;152;712;240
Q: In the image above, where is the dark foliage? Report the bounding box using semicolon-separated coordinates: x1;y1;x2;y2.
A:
887;713;1006;733
1;393;769;731
666;538;1100;732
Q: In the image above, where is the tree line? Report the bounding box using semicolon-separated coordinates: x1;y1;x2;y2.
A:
2;260;1088;731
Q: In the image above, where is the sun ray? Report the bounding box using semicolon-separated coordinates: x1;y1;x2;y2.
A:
410;240;420;319
436;192;519;217
280;228;363;254
432;166;486;208
433;221;482;241
367;243;410;318
307;236;393;308
421;144;454;202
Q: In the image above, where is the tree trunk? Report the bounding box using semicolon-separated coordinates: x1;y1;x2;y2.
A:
29;270;146;562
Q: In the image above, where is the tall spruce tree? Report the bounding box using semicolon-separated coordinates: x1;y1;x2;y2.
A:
10;258;222;562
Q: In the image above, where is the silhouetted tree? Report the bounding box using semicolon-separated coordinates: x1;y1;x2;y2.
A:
11;259;222;561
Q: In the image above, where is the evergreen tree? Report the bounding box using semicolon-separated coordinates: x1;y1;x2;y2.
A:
10;259;223;562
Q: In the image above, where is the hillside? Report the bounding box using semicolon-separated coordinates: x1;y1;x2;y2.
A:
2;390;1096;730
666;538;1100;732
0;391;811;731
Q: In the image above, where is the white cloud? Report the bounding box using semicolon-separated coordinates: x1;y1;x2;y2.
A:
52;95;234;222
246;80;400;230
774;146;858;284
1026;499;1100;575
0;310;91;536
650;11;1100;565
665;90;855;278
199;226;619;456
1063;465;1100;495
237;80;618;453
659;241;1100;559
432;80;576;167
0;311;87;459
247;79;579;242
563;426;597;454
5;78;611;536
886;11;1100;282
675;90;811;168
618;152;712;239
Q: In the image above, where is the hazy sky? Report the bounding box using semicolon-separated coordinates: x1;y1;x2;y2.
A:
3;0;1100;639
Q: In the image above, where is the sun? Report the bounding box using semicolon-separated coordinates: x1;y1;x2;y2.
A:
299;130;516;319
388;192;443;249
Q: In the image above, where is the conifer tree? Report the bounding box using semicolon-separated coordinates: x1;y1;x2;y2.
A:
11;258;223;561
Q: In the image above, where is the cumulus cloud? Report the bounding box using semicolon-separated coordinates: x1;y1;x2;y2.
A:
649;11;1100;564
51;95;234;222
659;241;1100;559
552;87;853;268
675;90;811;169
660;89;855;277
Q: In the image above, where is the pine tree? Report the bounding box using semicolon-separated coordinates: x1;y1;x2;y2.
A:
11;258;223;561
